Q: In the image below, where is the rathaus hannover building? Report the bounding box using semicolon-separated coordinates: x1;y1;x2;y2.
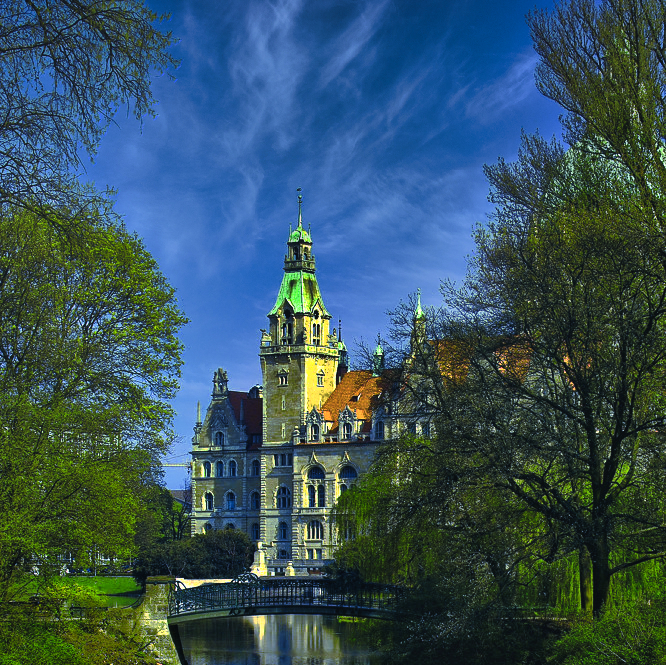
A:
190;194;393;575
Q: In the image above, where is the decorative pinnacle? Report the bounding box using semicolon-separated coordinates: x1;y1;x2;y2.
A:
297;187;303;228
415;287;425;320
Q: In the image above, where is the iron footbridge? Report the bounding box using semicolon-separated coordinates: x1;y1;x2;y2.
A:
167;573;404;623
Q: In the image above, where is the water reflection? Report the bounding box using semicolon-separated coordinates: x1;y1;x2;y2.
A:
178;614;386;665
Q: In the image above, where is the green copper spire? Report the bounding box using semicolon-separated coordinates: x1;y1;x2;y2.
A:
289;188;311;243
269;189;329;317
414;287;425;320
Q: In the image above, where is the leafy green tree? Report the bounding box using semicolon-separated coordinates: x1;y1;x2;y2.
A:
0;209;186;599
133;529;254;583
340;0;666;620
0;0;177;223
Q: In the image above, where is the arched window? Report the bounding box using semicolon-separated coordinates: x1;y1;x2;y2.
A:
204;492;214;511
251;459;260;476
374;421;384;440
307;520;323;540
317;484;325;507
214;431;224;446
308;485;316;508
276;487;292;509
308;466;325;480
226;523;235;530
216;461;224;477
339;466;357;480
310;424;320;442
203;461;211;477
203;523;212;533
226;492;236;510
251;523;260;540
312;322;321;346
343;422;352;439
278;549;289;560
228;460;237;477
339;483;348;494
250;491;260;510
279;521;288;540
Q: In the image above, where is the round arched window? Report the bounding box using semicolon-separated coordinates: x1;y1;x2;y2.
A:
308;466;325;480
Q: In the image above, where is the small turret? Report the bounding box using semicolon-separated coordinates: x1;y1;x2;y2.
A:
372;336;385;377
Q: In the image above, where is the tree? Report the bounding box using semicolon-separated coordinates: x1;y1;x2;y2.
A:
340;0;666;619
133;529;255;584
0;208;186;599
0;0;177;223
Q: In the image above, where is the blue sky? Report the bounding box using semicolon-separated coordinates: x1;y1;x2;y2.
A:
87;0;562;488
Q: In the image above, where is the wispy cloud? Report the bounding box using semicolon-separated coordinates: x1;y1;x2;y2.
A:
463;51;539;122
318;0;390;87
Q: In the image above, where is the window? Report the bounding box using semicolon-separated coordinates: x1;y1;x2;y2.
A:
339;483;348;494
226;492;236;510
204;492;214;511
422;422;431;438
343;422;352;439
408;422;417;435
308;485;316;508
317;373;324;387
279;521;288;540
340;466;357;480
228;460;237;477
312;322;321;346
310;424;319;442
226;523;235;530
274;454;292;467
251;523;260;540
281;320;293;345
276;487;292;509
203;523;212;533
251;459;260;476
216;461;224;477
374;421;384;440
281;396;286;410
307;520;323;540
317;485;325;508
278;372;288;386
214;431;224;446
203;461;211;478
278;549;289;560
308;466;325;480
250;491;260;510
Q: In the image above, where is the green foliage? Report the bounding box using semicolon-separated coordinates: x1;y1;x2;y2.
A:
134;485;192;551
554;596;666;665
134;528;255;583
0;210;187;599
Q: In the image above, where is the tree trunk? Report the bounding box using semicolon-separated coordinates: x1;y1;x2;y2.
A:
579;548;592;614
590;539;611;617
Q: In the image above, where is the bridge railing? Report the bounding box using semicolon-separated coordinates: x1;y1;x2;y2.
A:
168;578;403;618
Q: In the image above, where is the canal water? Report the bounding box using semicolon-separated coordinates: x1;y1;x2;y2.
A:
178;613;387;665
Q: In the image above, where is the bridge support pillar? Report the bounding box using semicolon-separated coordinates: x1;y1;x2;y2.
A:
135;578;186;665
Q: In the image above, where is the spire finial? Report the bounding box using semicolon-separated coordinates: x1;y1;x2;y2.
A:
297;187;303;228
415;288;424;320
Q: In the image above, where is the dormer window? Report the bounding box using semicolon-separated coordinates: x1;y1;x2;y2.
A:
214;431;224;446
343;422;352;439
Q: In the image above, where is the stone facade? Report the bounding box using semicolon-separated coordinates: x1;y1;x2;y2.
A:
191;194;392;575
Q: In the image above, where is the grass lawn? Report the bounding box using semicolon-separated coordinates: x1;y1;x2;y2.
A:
66;575;142;596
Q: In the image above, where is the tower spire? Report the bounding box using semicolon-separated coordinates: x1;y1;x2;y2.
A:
297;187;303;229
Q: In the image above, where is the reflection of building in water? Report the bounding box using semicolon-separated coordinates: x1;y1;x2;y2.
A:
179;615;382;665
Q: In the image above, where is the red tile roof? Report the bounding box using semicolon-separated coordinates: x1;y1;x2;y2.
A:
321;370;386;429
